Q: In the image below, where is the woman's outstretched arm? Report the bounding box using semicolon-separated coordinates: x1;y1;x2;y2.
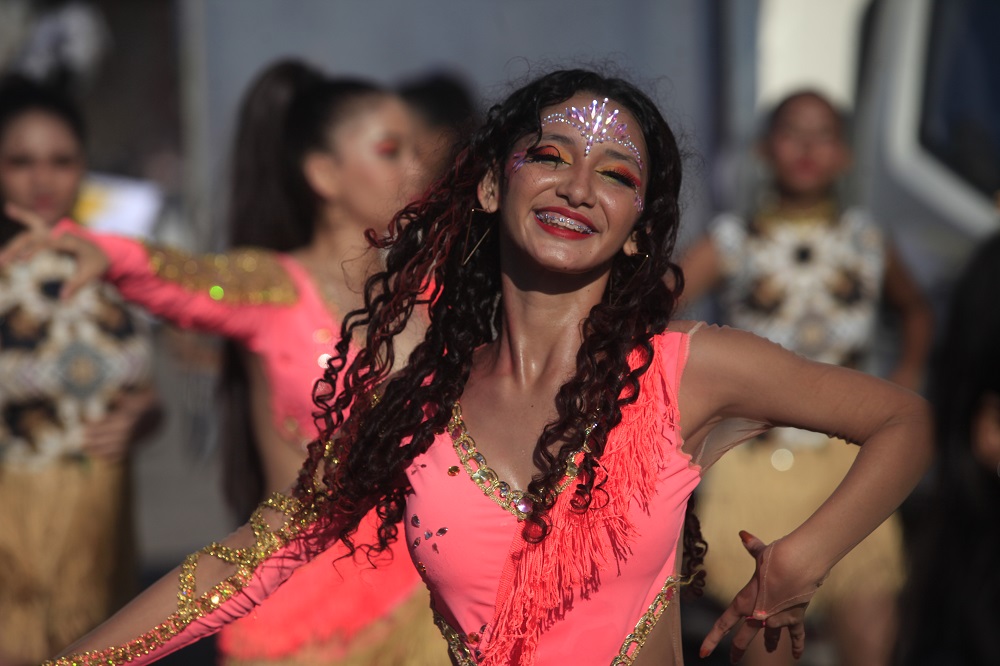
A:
45;491;344;666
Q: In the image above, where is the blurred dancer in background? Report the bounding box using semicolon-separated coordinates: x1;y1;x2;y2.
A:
399;71;478;187
896;234;1000;666
34;68;931;666
0;74;157;665
6;60;444;665
680;90;933;666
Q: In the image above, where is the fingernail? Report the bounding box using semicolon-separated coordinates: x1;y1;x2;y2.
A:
699;647;710;658
752;610;767;621
739;530;751;543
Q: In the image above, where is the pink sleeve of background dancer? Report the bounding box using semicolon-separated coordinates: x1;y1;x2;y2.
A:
53;219;297;343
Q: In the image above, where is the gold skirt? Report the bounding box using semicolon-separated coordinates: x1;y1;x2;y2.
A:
0;458;133;663
696;433;904;616
222;586;450;666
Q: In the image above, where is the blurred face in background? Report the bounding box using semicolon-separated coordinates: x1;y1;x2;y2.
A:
320;95;424;234
0;109;85;227
410;114;457;189
763;94;849;201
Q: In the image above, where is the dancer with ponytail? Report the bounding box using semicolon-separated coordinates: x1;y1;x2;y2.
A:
32;69;930;666
5;60;443;665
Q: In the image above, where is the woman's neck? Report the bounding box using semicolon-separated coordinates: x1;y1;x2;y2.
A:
485;262;607;390
772;188;835;212
293;214;383;307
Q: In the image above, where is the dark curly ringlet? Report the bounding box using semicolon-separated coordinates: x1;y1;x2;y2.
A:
296;69;705;586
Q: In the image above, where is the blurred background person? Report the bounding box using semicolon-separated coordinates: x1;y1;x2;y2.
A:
895;232;1000;666
0;0;110;96
0;74;158;666
398;70;479;187
16;60;445;666
678;90;933;666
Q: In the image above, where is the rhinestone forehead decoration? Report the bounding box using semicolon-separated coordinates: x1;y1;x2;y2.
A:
541;98;644;171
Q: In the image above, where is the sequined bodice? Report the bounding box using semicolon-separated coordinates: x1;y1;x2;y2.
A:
404;330;703;665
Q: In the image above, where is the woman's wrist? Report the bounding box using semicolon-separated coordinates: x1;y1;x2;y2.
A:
768;531;836;588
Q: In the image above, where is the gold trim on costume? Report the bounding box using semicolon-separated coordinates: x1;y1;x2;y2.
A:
44;493;315;666
448;402;588;521
433;611;479;665
147;245;298;306
431;575;684;665
611;576;682;665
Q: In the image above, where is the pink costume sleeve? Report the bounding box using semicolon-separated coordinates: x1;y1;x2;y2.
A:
53;220;298;343
43;490;347;666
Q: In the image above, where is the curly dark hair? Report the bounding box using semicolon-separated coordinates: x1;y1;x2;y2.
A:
297;69;704;583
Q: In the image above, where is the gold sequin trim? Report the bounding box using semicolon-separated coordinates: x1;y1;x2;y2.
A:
433;611;479;665
448;403;589;521
432;576;684;665
43;493;315;666
147;245;298;305
611;576;683;665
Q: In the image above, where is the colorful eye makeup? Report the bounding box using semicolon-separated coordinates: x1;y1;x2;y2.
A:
375;139;401;157
511;99;648;212
602;166;640;190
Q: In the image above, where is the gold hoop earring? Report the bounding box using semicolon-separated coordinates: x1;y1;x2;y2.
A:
462;207;493;266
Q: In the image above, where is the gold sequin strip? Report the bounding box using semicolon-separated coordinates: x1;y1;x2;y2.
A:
433;576;684;665
611;576;682;665
449;403;587;521
433;611;480;665
43;493;314;666
147;245;298;305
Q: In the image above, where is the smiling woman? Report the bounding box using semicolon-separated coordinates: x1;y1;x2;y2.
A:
40;69;931;666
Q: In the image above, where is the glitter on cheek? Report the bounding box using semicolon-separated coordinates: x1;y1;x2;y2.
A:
635;194;644;214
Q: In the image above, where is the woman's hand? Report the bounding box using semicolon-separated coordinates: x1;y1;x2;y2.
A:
0;203;110;298
81;387;162;462
700;531;824;663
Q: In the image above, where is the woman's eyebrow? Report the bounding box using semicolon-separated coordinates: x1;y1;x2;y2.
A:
538;132;574;146
603;147;640;169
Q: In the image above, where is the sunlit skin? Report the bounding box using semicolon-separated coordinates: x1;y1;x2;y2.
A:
489;93;647;297
461;92;648;494
0;110;85;227
762;94;849;207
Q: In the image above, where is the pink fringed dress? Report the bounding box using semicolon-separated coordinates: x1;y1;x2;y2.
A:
405;329;702;665
40;247;704;664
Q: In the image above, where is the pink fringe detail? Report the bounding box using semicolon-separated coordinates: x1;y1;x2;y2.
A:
482;343;671;666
